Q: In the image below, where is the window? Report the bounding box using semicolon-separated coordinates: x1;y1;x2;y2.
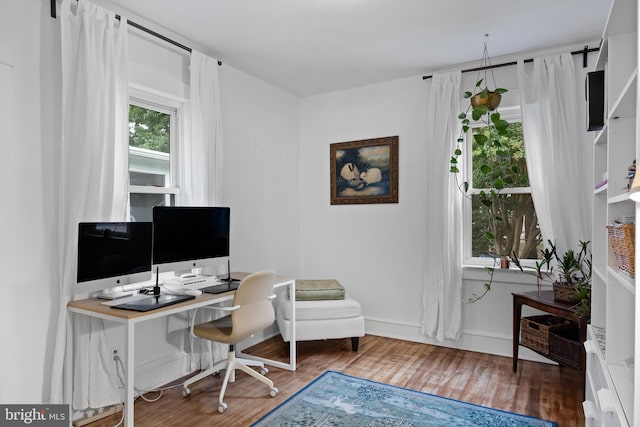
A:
128;89;182;221
464;109;542;264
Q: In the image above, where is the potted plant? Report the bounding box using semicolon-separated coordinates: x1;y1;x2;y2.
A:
512;240;592;316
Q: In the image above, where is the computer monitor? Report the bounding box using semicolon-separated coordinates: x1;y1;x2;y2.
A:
152;206;230;275
76;222;153;294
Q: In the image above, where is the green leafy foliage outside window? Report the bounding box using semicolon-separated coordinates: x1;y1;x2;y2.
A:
470;122;541;260
129;105;170;153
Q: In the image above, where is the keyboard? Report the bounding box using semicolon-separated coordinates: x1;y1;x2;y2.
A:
201;281;240;294
101;294;149;307
110;294;196;312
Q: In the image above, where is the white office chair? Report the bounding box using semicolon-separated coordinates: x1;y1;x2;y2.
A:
182;270;279;413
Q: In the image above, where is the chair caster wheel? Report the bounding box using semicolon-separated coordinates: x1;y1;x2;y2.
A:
218;402;228;413
260;367;269;375
182;388;190;397
269;387;278;397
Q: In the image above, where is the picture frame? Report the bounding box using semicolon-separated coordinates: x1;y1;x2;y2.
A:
330;136;398;205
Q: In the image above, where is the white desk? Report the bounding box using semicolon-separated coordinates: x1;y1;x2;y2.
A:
67;273;296;427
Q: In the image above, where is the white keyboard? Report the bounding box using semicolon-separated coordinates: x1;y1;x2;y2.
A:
101;294;149;306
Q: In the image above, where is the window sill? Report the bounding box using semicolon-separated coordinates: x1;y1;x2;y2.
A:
462;264;543;286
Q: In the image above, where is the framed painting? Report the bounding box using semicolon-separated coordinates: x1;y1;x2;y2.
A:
330;136;398;205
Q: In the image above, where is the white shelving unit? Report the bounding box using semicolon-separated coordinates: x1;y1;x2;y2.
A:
586;0;638;426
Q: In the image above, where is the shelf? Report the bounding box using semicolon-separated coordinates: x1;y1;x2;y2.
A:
594;265;608;283
594;126;608;145
607;266;635;294
589;1;637;425
587;325;630;425
609;68;637;119
608;192;631;204
608;364;634;425
595;183;608;195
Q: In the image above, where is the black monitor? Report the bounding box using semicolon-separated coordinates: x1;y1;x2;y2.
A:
152;206;230;274
76;222;153;294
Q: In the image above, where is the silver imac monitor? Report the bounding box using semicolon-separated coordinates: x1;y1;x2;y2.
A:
151;206;230;275
76;222;153;294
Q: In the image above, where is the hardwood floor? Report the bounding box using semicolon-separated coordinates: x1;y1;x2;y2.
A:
84;335;584;426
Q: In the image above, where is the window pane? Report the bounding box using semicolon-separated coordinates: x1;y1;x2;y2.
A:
129;193;175;222
129;105;170;153
470;121;542;260
471;193;542;259
130;171;165;187
129;105;171;188
472;122;528;189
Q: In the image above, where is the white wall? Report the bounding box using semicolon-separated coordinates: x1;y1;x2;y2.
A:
300;76;428;325
0;0;61;403
220;66;301;278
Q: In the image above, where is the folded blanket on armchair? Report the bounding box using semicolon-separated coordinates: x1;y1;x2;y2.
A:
295;279;345;301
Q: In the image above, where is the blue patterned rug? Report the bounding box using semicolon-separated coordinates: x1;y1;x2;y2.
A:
252;371;557;426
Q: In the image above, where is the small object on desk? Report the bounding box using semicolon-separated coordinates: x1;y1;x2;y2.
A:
101;294;149;306
154;266;161;295
180;273;197;279
184;289;202;296
201;281;240;294
97;290;134;300
111;294;195;312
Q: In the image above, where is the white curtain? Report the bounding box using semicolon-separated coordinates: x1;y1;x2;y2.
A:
517;54;590;253
422;71;463;341
179;50;226;370
50;0;129;410
179;50;223;206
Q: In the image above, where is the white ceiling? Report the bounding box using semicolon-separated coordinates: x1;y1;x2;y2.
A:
104;0;613;97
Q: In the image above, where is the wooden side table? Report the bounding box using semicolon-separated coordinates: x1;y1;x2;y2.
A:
512;290;589;375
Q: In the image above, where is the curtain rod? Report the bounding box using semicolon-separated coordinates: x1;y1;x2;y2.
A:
50;0;222;66
422;46;599;80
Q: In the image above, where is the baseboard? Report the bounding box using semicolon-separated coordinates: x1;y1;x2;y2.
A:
73;404;123;427
132;351;191;392
364;316;553;364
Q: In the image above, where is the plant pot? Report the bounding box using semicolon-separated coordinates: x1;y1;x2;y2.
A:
552;282;579;304
470;91;502;111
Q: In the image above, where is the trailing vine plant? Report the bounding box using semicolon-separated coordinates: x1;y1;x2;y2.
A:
449;38;514;303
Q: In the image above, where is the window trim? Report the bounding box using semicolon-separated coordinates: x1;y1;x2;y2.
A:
128;86;185;205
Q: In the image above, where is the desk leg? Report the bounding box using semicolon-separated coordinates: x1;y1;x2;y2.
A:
124;321;135;427
513;296;522;372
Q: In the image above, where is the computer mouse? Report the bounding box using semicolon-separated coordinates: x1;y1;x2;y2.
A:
184;289;202;296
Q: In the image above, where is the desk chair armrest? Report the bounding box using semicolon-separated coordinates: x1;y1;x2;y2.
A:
203;304;242;312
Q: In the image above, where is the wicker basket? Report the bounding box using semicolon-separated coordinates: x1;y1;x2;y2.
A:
607;222;635;277
549;326;582;370
552;282;580;304
520;315;573;355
